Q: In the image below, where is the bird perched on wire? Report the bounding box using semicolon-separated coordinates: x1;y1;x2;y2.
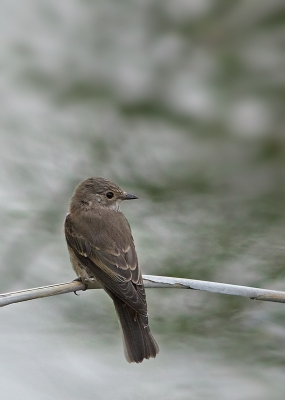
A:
64;177;159;363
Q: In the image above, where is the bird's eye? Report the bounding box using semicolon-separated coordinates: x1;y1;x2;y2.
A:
106;191;114;199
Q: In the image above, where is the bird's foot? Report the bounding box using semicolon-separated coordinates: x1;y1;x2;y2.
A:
72;277;88;295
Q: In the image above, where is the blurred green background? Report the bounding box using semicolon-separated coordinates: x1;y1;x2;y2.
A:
0;0;285;399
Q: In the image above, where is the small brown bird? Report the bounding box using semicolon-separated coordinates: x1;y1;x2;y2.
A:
64;177;159;363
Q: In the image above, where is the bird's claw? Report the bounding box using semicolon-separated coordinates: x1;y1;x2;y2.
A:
73;277;88;295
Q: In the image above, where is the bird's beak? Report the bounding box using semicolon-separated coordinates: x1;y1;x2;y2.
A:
122;192;138;200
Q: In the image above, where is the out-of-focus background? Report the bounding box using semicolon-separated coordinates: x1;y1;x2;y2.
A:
0;0;285;398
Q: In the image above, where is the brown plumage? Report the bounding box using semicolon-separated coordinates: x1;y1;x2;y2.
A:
64;177;159;363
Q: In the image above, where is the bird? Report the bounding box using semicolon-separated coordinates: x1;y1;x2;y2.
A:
64;177;159;363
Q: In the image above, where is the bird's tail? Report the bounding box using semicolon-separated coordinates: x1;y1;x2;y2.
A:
111;295;159;363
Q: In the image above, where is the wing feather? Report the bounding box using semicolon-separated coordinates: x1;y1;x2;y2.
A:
65;213;147;316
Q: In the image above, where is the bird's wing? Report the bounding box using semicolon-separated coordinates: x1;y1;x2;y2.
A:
64;213;147;315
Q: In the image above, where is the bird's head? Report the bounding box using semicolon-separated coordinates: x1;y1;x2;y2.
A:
70;177;137;212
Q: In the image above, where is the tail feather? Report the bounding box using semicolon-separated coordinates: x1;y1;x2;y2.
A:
111;295;159;363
